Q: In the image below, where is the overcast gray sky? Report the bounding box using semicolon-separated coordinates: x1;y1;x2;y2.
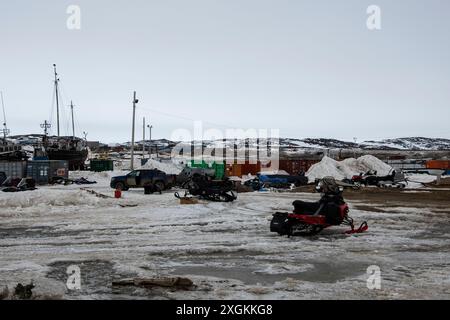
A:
0;0;449;143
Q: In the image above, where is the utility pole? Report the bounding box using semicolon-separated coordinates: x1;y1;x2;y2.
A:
53;64;61;137
130;91;138;170
70;101;75;139
40;120;51;147
147;124;153;157
40;120;51;136
142;117;146;158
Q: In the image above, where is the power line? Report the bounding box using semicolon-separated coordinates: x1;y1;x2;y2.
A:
136;105;239;129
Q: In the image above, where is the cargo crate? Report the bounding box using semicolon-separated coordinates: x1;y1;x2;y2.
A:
90;159;114;172
190;160;225;179
26;160;69;185
0;161;27;179
426;160;450;170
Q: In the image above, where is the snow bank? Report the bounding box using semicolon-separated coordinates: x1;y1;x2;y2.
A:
0;189;103;210
405;173;437;184
70;170;119;182
139;159;183;174
306;155;392;182
306;157;346;181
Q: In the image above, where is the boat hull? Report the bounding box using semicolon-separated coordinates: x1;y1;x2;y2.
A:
47;149;88;170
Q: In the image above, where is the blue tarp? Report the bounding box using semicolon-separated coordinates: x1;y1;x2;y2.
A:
258;175;289;184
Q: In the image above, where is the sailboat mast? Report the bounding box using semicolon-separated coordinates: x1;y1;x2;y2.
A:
1;91;9;141
70;100;75;139
53;64;60;137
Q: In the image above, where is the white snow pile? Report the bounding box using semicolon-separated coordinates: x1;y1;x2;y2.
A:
69;170;119;182
306;155;392;182
0;189;104;210
139;159;183;174
404;173;437;184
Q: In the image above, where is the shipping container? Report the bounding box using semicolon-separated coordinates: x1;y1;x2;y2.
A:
0;161;27;179
90;159;114;172
226;164;241;177
214;163;225;180
226;162;261;177
279;160;319;175
190;160;225;179
26;160;69;185
426;160;450;170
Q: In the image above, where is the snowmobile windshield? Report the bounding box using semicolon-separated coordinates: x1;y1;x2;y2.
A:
319;177;343;195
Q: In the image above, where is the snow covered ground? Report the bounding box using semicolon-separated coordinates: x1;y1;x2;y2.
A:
0;171;449;300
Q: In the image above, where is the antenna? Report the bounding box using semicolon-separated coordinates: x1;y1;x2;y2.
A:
1;91;10;140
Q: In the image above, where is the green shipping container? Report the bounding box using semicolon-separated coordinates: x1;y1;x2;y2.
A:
189;160;225;180
90;159;114;172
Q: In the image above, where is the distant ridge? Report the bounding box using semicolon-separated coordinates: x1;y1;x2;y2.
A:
7;135;450;151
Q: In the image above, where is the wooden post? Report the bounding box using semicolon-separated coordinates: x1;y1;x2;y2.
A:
142;117;146;159
70;101;75;139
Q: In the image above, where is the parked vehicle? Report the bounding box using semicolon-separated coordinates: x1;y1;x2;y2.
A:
110;169;176;192
0;171;6;185
176;175;237;202
176;167;216;186
1;177;36;192
245;173;308;190
344;170;378;185
378;171;408;188
270;177;368;237
347;169;407;188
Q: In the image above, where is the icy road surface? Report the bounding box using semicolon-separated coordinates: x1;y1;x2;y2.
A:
0;173;449;299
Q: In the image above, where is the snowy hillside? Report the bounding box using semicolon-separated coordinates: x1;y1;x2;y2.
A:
360;137;450;150
7;135;450;151
196;137;450;151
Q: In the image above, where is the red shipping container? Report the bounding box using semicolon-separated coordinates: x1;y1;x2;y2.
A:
426;160;450;170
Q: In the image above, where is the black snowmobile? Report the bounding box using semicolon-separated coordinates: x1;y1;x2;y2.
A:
176;175;237;202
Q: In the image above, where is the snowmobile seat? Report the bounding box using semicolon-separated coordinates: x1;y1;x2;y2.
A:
292;200;322;215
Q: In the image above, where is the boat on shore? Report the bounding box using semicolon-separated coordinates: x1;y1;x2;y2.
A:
35;65;89;170
42;136;88;170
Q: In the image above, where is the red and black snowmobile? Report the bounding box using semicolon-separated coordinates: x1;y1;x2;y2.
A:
270;177;368;236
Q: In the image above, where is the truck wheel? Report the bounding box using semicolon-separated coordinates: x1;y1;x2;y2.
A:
144;186;152;194
154;181;165;192
115;182;126;191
